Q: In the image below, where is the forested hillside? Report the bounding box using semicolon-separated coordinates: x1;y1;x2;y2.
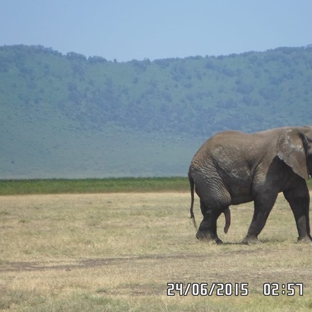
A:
1;45;312;178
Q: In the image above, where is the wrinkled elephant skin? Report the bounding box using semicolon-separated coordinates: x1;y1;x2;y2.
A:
188;126;312;245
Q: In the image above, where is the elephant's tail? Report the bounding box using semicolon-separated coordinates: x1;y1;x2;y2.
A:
188;171;197;230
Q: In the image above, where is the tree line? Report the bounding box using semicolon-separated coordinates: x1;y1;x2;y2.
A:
1;44;312;136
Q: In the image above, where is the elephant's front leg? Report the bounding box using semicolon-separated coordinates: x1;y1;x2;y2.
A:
243;195;277;244
284;184;312;243
196;208;223;244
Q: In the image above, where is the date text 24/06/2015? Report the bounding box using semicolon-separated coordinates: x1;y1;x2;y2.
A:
167;283;248;296
166;282;304;297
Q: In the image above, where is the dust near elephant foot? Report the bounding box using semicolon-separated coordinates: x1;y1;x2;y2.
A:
297;237;312;244
242;236;262;245
196;231;223;245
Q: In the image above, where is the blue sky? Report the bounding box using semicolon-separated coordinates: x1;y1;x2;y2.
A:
1;0;312;62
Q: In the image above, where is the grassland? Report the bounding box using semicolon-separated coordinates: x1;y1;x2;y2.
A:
1;190;312;311
0;177;311;195
0;177;189;195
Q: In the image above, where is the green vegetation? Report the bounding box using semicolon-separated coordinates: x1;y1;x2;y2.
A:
1;44;312;178
0;177;189;195
2;45;312;135
0;178;310;195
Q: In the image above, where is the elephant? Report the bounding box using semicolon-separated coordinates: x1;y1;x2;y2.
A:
188;126;312;245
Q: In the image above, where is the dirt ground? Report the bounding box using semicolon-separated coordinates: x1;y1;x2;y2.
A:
0;193;312;310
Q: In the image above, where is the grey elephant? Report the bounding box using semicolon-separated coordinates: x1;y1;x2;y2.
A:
188;126;312;244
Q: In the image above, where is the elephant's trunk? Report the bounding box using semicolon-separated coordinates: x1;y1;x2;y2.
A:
223;207;231;234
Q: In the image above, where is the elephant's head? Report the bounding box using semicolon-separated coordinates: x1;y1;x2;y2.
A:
277;127;312;180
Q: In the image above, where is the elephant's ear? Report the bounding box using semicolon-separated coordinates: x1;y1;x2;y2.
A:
276;129;309;180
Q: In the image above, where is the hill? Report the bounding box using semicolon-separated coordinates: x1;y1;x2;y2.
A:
0;45;312;178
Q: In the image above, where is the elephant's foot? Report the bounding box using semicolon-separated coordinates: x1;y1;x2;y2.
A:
297;236;312;244
196;230;223;244
242;235;261;245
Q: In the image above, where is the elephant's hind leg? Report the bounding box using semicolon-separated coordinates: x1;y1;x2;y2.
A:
196;205;224;244
194;174;231;244
196;194;231;244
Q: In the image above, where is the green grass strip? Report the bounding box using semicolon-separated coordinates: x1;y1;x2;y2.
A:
0;177;311;196
0;177;190;195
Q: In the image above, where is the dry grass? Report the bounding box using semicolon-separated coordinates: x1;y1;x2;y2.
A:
0;192;312;311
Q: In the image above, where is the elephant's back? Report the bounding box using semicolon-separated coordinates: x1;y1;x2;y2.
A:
193;130;252;157
190;129;275;169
